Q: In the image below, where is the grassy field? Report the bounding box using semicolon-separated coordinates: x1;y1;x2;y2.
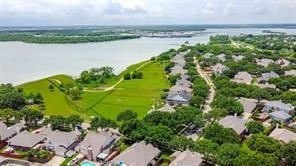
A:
19;75;79;117
19;61;169;120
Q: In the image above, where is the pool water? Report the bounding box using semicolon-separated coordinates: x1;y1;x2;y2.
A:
80;161;96;166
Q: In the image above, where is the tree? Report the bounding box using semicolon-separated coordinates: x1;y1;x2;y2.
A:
69;87;82;100
0;84;25;109
217;143;240;166
204;123;240;144
169;136;194;151
48;115;68;130
189;95;204;107
168;74;181;86
119;119;142;137
80;70;91;83
195;139;219;163
283;141;296;166
233;153;278;166
117;110;137;122
34;93;43;104
124;73;131;80
193;114;206;128
246;121;264;134
145;125;174;146
90;116;117;130
245;134;282;156
0;108;15;123
207;108;228;121
79;67;115;83
67;114;84;129
30;110;44;127
212;95;244;115
48;84;55;91
253;89;270;103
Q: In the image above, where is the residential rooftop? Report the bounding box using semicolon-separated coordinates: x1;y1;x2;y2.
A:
77;130;119;161
258;71;279;82
8;130;46;149
285;69;296;76
255;58;274;67
219;115;247;135
264;100;295;113
233;72;253;84
169;150;203;166
238;98;257;113
0;122;25;141
112;141;160;166
269;128;296;143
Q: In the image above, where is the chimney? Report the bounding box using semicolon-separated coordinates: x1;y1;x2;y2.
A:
16;126;20;134
75;127;81;142
87;146;93;161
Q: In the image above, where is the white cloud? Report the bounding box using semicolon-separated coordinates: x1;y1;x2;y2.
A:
223;3;236;16
0;0;295;25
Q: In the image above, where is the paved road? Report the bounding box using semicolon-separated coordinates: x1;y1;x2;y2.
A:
195;60;216;113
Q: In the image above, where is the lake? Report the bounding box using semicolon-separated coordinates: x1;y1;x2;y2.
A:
1;28;296;85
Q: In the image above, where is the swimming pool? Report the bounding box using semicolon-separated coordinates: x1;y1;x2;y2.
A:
80;161;96;166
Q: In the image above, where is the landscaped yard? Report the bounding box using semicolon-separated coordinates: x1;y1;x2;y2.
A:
19;61;169;120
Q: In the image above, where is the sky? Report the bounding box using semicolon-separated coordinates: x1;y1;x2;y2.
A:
0;0;296;26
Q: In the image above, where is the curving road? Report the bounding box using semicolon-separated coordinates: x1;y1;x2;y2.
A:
195;59;216;113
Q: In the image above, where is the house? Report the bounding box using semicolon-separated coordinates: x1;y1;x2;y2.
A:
233;72;253;84
269;111;291;123
217;53;226;62
171;55;186;66
38;128;79;157
166;92;191;106
255;58;274;67
176;79;192;88
232;55;245;62
169;150;203;166
111;141;161;166
170;65;187;76
288;121;296;129
158;104;176;113
180;74;190;80
0;122;25;144
238;98;257;116
219;115;247;136
169;84;193;93
285;70;296;76
257;71;279;83
275;59;291;67
269;128;296;143
256;83;277;89
202;53;214;59
263;101;295;114
8;130;46;150
212;63;229;75
77;130;119;162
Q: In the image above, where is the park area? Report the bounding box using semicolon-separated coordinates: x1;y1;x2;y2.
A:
19;61;169;120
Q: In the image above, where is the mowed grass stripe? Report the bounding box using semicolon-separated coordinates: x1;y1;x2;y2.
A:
20;61;168;120
89;61;168;120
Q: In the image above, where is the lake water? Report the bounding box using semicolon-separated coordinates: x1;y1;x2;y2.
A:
1;28;296;85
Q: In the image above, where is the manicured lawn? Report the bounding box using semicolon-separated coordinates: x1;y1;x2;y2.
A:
19;75;84;117
20;61;169;120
